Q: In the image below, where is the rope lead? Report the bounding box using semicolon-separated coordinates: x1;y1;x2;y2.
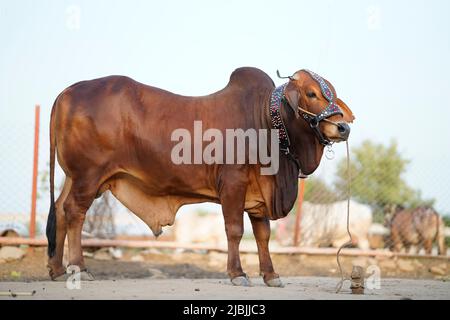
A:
335;140;353;293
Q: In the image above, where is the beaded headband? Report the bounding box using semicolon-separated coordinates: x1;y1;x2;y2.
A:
302;69;343;122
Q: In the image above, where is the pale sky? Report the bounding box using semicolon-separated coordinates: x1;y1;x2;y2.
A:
1;0;449;219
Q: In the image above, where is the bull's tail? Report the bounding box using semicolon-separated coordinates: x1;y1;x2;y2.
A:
436;214;446;256
46;100;57;257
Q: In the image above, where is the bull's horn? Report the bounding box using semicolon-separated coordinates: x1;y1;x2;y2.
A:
276;70;294;80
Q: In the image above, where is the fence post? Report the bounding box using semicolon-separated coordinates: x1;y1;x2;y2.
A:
29;104;40;238
293;178;306;246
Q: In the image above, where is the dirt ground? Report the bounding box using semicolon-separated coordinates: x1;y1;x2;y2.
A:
1;247;449;281
0;247;449;299
1;277;449;300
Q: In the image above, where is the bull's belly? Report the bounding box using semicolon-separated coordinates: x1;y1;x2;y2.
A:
106;176;219;236
99;165;269;234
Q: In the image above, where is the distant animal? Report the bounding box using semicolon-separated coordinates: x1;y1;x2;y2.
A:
45;67;354;287
385;205;446;255
275;200;372;249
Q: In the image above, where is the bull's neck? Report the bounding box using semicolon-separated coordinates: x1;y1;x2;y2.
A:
278;99;324;175
261;86;324;175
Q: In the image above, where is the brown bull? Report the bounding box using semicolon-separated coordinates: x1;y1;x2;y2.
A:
386;206;446;255
46;67;354;286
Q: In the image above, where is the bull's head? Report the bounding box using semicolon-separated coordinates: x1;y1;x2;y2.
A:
281;69;354;144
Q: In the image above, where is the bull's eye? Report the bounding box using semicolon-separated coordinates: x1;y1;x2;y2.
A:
306;91;317;98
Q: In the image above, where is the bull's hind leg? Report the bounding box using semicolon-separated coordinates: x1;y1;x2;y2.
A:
63;176;98;280
47;177;72;280
249;215;283;287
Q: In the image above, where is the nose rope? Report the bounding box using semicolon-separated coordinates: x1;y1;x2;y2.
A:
335;140;353;293
297;107;341;127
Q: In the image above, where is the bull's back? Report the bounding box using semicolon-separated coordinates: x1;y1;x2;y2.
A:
53;76;144;174
52;70;268;195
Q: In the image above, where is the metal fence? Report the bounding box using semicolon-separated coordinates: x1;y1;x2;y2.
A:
275;178;448;256
0;105;448;257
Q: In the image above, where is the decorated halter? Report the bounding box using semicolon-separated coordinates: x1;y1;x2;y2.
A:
301;69;343;126
269;82;304;176
269;82;291;154
270;69;344;160
269;70;345;177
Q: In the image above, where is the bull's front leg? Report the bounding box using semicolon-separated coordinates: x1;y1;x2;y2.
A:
218;169;250;286
249;215;283;287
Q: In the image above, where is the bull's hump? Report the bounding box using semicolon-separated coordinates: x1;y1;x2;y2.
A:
228;67;275;89
67;75;133;89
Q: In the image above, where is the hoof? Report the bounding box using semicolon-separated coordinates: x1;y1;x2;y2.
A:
48;265;66;281
231;275;252;287
79;270;95;281
66;265;95;281
264;277;284;288
52;273;69;282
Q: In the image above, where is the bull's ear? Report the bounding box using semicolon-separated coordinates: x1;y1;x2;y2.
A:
284;83;300;118
337;98;355;123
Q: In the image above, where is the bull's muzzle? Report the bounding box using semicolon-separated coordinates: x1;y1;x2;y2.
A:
337;122;351;140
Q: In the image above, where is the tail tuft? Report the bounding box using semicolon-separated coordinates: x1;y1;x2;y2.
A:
46;202;56;257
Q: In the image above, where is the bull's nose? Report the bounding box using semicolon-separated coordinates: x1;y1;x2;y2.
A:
337;122;350;140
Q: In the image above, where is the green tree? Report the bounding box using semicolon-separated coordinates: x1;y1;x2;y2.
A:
443;215;450;227
334;140;433;221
